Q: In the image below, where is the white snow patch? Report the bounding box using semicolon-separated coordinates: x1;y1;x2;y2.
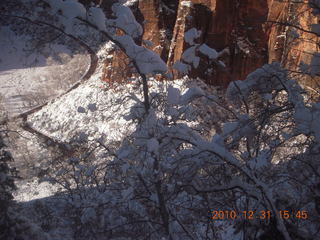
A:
45;0;86;34
181;0;192;7
184;28;201;45
199;44;218;59
115;35;167;74
88;7;107;31
173;60;190;74
180;87;205;104
111;3;143;38
182;46;200;68
14;178;60;202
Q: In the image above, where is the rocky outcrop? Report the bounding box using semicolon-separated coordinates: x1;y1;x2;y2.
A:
102;0;320;87
101;0;178;83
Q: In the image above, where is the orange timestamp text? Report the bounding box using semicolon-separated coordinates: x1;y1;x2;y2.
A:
208;210;308;220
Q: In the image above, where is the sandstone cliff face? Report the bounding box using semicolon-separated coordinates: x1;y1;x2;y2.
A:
282;2;320;88
102;0;319;87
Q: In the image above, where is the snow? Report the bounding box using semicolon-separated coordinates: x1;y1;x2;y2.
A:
310;0;320;15
111;3;143;38
45;0;64;13
236;37;251;54
88;7;107;31
81;207;97;224
222;122;238;135
184;28;201;45
14;178;60;202
27;67;207;156
123;0;139;7
199;43;218;59
310;52;320;76
28;74;137;143
0;26;90;116
167;86;181;105
45;0;86;34
61;1;86;19
143;39;154;47
114;35;167;74
181;0;192;7
46;0;86;18
6;2;320;239
226;63;286;102
147;138;160;153
172;60;190;74
180;87;205;104
294;104;313;134
182;46;200;68
218;60;226;68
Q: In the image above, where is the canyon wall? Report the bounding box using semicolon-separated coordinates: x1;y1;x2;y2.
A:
102;0;320;87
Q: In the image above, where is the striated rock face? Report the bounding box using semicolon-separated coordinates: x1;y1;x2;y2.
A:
102;0;319;87
281;2;320;88
267;0;290;64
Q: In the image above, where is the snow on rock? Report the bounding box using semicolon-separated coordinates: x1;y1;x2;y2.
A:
199;44;218;59
173;60;190;75
182;46;200;68
218;60;226;68
180;87;205;104
45;0;86;34
88;7;107;31
143;39;154;47
184;28;201;45
111;3;143;38
115;35;167;74
123;0;139;7
45;0;63;13
181;0;192;7
62;0;86;19
45;0;86;18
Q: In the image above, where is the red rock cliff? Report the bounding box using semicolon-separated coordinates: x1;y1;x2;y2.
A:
102;0;320;87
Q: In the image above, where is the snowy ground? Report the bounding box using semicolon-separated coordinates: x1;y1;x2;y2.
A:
27;73;191;146
0;23;91;201
0;25;90;116
13;177;60;202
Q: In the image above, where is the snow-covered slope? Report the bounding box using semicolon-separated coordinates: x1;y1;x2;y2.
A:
27;67;194;146
0;25;90;116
